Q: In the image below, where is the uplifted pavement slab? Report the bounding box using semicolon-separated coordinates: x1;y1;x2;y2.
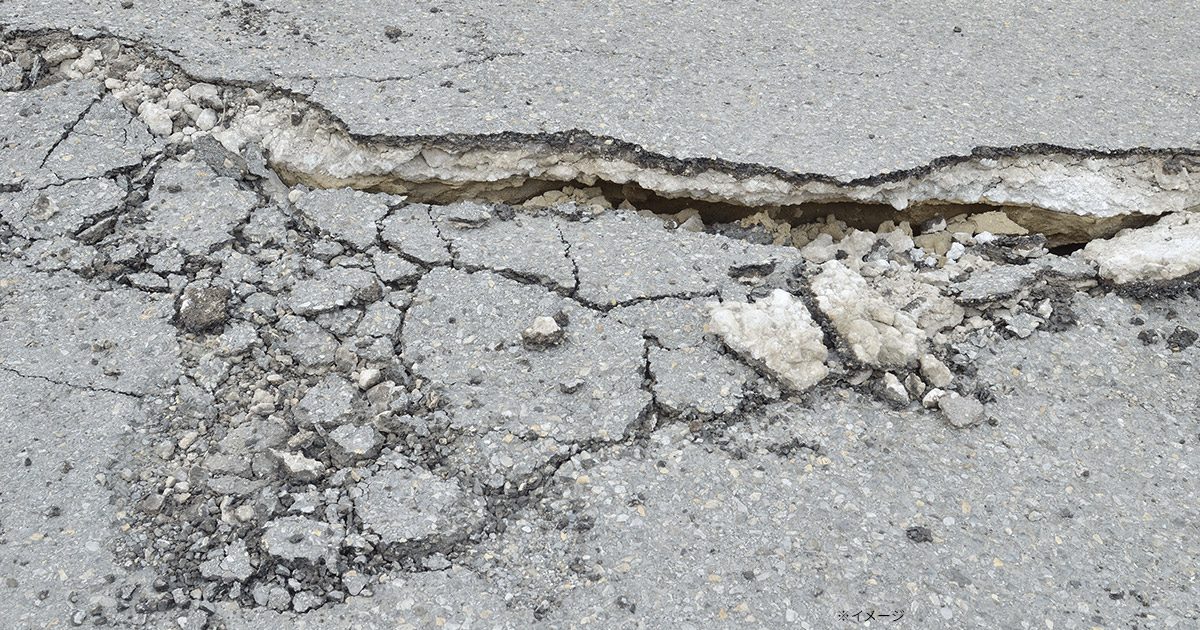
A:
6;2;1196;177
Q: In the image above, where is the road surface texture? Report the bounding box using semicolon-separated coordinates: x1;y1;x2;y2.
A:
1;3;1198;629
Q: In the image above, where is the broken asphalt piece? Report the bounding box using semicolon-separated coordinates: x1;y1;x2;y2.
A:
273;449;325;482
261;517;344;565
176;284;231;333
356;464;466;545
295;187;390;250
938;393;986;429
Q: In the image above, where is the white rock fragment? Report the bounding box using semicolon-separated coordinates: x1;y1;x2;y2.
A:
706;289;828;391
922;388;948;409
187;82;224;110
919;354;953;388
799;233;838;264
810;261;924;367
42;43;80;65
880;229;914;253
878;372;909;407
195;109;218;131
357;368;382;391
521;316;565;347
166;88;190;112
1080;211;1200;284
974;231;997;245
178;431;199;451
271;449;325;482
138;101;174;136
678;215;705;232
71;52;97;74
837;229;877;267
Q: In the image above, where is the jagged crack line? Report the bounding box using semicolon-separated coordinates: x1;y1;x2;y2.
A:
0;363;144;399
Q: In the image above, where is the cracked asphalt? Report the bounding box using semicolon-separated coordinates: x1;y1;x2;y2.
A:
5;0;1199;177
1;8;1199;630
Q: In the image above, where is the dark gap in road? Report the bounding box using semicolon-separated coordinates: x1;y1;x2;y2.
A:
331;171;1158;246
1049;242;1087;256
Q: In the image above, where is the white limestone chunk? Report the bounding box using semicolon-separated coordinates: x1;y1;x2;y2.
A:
1080;211;1200;284
706;289;828;392
137;101;174;136
811;261;924;367
919;353;953;388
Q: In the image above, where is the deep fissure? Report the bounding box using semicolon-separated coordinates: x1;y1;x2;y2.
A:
326;172;1162;247
5;29;1194;252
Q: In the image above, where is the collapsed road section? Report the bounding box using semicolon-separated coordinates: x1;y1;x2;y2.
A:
1;30;1199;629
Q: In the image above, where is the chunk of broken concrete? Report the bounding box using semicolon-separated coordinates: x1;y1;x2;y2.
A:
922;388;948;409
811;261;923;367
270;449;325;482
706;289;828;391
919;354;953;388
1080;211;1200;284
521;315;565;347
938;393;985;428
878;372;910;407
903;373;926;399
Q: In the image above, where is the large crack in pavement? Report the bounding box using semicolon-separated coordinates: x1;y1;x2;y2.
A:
3;28;1200;629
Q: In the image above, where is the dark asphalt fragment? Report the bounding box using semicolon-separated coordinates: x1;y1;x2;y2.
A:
906;526;934;543
177;284;231;332
1166;326;1198;352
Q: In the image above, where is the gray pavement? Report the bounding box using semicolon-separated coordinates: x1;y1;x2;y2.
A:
4;1;1199;178
0;8;1198;630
